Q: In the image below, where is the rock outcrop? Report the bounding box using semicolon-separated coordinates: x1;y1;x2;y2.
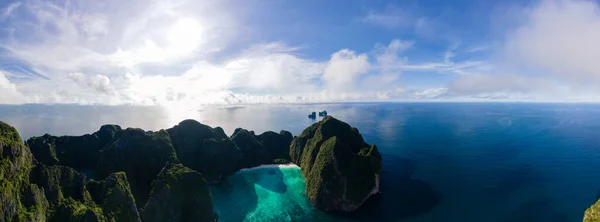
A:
141;163;216;222
231;128;268;168
87;172;141;222
167;120;242;184
26;124;121;171
29;164;103;221
4;116;373;220
290;116;382;211
256;130;294;163
1;121;38;221
96;128;179;207
585;199;600;221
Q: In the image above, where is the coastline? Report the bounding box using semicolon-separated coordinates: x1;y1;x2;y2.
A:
237;163;300;172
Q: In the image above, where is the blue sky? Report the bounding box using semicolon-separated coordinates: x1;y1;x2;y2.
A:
0;0;599;105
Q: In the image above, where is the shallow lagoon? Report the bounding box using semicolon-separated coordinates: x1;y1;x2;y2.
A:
209;164;332;222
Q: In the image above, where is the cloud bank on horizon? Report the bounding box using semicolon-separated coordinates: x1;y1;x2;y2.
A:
0;0;599;105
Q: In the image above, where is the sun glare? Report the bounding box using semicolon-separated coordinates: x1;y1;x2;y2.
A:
167;18;204;55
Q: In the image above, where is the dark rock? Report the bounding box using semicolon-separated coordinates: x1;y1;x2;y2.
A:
29;164;104;221
199;139;243;183
290;116;382;212
167;120;242;184
231;128;267;168
93;124;122;147
26;124;122;171
141;163;216;222
97;128;179;207
256;130;293;163
29;165;90;205
308;112;316;119
89;172;141;222
318;110;328;117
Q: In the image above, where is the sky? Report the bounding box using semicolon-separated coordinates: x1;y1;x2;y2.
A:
1;0;600;105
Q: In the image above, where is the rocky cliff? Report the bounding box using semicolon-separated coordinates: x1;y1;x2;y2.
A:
2;116;378;221
290;116;382;211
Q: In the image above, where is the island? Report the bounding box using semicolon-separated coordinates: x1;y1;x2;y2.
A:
0;116;381;221
318;110;327;117
585;199;600;221
308;112;316;119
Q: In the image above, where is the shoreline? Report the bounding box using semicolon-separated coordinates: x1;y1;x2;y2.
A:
238;163;300;172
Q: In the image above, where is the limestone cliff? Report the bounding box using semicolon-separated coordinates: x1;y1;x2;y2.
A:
141;163;216;222
290;116;382;211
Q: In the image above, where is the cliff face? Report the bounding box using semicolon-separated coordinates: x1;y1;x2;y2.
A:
2;120;219;222
167;119;294;183
26;124;121;170
96;128;178;207
1;121;38;221
290;116;382;212
1;121;104;221
141;163;216;222
89;172;141;222
167;120;242;184
4;116;370;220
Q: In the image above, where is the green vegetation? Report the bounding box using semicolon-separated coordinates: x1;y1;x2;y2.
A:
1;121;37;221
585;199;600;222
290;116;382;211
90;172;140;222
141;163;216;222
167;120;242;183
256;130;294;163
1;117;302;221
231;128;268;168
97;128;179;207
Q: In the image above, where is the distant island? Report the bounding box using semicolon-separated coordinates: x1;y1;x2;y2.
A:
308;110;327;119
0;116;381;221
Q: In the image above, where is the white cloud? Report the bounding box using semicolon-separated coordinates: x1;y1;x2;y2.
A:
401;51;489;75
362;39;412;91
1;2;21;18
447;74;556;95
67;73;114;94
361;6;413;29
0;71;23;103
6;0;600;104
322;49;370;92
505;0;600;84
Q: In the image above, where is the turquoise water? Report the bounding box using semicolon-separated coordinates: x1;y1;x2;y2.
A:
209;165;335;222
3;103;600;221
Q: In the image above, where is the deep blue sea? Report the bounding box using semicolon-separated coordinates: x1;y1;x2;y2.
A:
2;103;600;222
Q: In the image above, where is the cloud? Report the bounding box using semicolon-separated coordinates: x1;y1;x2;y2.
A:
360;5;413;29
1;2;21;18
440;0;600;101
447;74;556;95
67;73;114;94
6;0;600;104
322;49;370;93
0;71;23;103
505;0;600;84
401;49;490;75
361;39;412;91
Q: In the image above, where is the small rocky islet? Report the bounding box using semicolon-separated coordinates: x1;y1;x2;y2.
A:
0;116;382;221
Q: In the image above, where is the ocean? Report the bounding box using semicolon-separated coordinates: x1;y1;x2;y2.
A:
2;103;600;222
